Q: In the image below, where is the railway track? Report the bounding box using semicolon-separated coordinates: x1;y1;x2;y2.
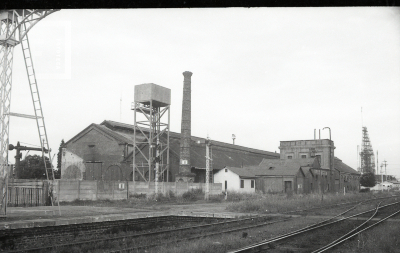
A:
107;198;368;253
2;195;399;252
5;215;289;253
227;200;400;253
0;215;222;251
282;194;398;215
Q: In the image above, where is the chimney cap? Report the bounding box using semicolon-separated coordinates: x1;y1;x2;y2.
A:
183;71;193;77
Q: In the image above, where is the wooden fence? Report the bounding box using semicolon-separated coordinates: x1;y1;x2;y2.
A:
7;179;50;207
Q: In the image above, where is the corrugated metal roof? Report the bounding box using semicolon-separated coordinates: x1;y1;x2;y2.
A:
101;120;279;157
100;120;279;169
168;135;278;170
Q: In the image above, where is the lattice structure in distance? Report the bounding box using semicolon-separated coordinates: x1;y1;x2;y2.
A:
360;126;375;174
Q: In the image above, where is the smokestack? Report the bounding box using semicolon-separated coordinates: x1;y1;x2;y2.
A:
314;129;316;139
177;71;195;182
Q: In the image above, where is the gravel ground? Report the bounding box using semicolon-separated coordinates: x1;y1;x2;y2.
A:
1;201;238;222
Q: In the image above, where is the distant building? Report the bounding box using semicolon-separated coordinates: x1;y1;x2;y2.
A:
374;174;397;183
279;139;335;192
61;120;279;182
334;157;360;192
370;181;395;191
213;138;360;194
255;158;328;194
215;157;328;194
214;167;256;193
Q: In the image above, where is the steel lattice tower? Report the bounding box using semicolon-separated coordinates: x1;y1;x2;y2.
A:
360;126;375;174
132;83;171;194
0;9;59;216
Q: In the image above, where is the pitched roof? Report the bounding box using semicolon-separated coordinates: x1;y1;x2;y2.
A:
64;120;279;168
254;158;314;176
65;123;130;145
222;158;316;178
101;120;278;157
100;120;279;168
96;125;132;144
225;167;257;178
334;157;360;175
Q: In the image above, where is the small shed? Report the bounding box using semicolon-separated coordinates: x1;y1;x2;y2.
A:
213;167;256;193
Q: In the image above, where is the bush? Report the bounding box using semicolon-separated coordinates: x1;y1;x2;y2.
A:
359;188;370;193
165;190;176;199
208;194;224;202
225;191;262;202
182;188;203;201
182;191;197;201
130;193;147;199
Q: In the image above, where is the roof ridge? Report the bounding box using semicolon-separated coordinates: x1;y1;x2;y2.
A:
101;120;278;156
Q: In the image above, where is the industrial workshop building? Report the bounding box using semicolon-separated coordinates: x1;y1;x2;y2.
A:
214;139;360;194
61;120;279;182
214;157;328;194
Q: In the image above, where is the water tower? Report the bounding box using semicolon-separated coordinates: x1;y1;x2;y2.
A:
132;83;171;193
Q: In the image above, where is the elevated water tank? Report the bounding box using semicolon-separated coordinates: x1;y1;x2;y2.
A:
134;83;171;107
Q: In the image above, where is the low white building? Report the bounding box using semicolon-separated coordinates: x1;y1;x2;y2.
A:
370;181;394;191
213;167;256;193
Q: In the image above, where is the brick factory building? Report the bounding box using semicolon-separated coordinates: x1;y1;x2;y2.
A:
61;120;279;182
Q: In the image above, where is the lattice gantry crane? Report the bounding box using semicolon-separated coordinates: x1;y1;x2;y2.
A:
0;9;59;216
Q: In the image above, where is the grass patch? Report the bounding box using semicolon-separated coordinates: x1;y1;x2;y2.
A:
226;191;395;214
335;221;400;253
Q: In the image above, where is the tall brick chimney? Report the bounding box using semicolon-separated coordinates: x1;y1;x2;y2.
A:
176;71;196;182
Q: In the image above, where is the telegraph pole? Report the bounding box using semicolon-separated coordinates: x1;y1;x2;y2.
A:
205;137;212;200
376;150;379;181
382;160;388;181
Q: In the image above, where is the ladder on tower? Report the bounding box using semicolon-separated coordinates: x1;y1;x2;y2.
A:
20;24;60;215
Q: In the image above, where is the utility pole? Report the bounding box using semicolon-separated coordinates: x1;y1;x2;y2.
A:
376;150;379;181
382;160;388;181
380;163;384;183
205;137;212;200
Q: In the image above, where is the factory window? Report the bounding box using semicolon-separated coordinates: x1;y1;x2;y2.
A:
301;155;307;159
251;180;254;188
287;156;292;159
240;180;244;188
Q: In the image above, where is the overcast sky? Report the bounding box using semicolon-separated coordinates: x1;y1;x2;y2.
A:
8;7;400;179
